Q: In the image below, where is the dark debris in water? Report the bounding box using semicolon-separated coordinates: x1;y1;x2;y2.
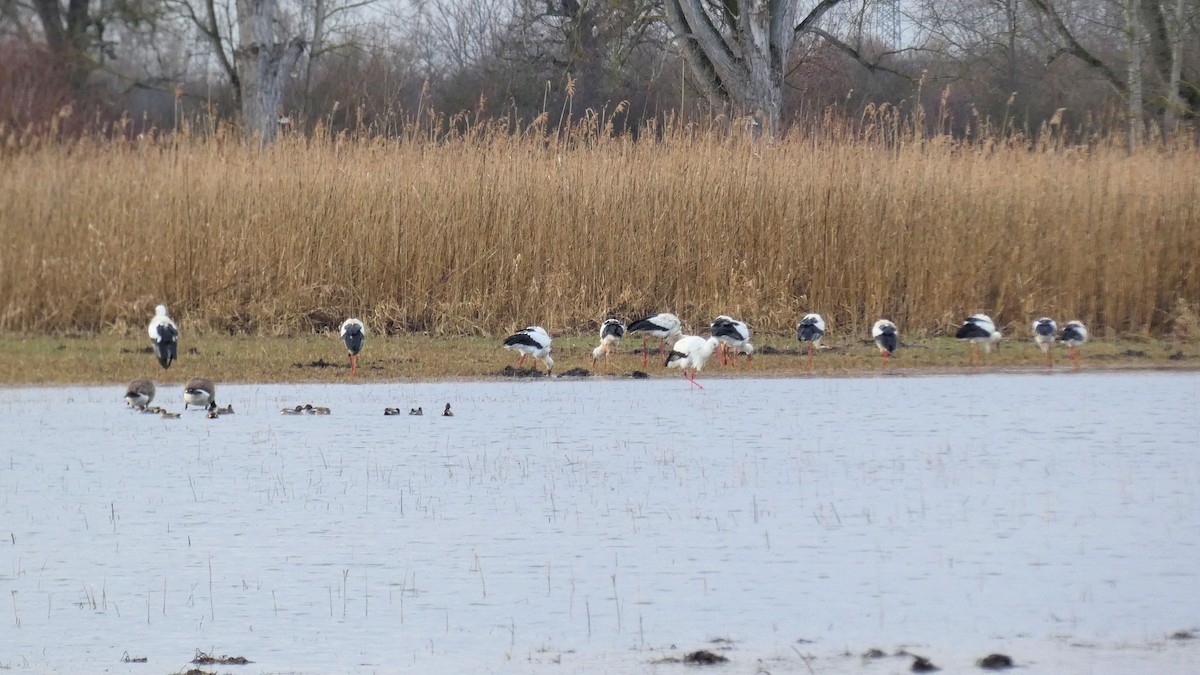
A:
192;650;251;665
556;367;591;377
292;358;338;369
911;655;939;672
1170;629;1196;640
120;651;147;663
977;653;1014;669
862;648;888;659
499;365;546;378
683;650;728;665
178;670;216;675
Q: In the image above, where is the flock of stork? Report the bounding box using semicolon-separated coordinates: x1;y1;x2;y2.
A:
124;305;1092;412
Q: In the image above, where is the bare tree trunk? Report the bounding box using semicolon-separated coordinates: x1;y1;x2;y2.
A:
1164;0;1185;134
304;0;325;106
235;0;305;145
1124;0;1144;152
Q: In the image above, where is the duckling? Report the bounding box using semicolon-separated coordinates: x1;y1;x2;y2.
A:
409;407;423;416
281;405;305;415
311;406;331;415
216;404;234;415
384;407;402;416
160;411;181;419
206;410;220;419
442;403;453;417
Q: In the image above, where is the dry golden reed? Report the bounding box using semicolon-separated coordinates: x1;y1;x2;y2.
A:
1;118;1198;341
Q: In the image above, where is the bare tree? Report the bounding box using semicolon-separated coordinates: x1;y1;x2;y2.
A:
234;0;305;143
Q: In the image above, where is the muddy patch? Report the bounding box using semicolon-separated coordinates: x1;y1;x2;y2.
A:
556;367;591;377
499;365;548;378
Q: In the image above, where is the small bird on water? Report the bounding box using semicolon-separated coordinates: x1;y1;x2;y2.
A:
443;403;454;417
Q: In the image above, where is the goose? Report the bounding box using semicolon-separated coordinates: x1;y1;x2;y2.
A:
124;378;155;409
183;377;216;411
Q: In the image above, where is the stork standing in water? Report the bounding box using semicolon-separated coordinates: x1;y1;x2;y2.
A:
183;377;217;411
796;313;826;370
664;335;720;388
591;319;625;368
955;314;1002;366
124;379;155;409
710;315;753;366
503;326;555;375
871;319;898;368
1032;317;1058;367
627;313;682;367
340;318;366;375
1059;320;1088;370
148;305;179;371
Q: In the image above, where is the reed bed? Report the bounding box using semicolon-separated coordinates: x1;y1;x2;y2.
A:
2;119;1198;340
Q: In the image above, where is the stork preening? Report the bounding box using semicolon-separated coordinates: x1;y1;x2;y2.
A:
710;315;753;366
956;314;1002;365
148;304;179;371
796;313;826;369
340;318;366;375
1032;317;1058;367
592;319;625;368
1059;320;1088;370
664;335;720;388
627;313;682;367
871;319;898;368
503;326;555;375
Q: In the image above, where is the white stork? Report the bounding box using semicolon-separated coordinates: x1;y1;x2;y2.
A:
796;313;826;369
710;315;753;366
955;314;1002;365
340;318;366;375
664;335;720;388
627;313;682;367
503;326;555;375
592;318;625;368
1059;320;1088;370
871;319;898;368
1032;317;1058;367
148;304;179;371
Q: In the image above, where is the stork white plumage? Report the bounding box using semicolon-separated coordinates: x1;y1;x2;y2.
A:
664;335;720;388
148;304;179;371
796;313;826;369
871;319;898;368
710;315;753;366
1059;320;1088;370
627;313;682;367
956;314;1002;365
340;318;366;375
503;326;555;375
592;319;625;368
1032;317;1058;367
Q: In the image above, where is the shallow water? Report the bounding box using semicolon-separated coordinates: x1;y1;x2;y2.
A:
2;373;1198;674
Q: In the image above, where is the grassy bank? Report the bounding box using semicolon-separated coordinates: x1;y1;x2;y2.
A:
1;121;1199;340
2;331;1197;385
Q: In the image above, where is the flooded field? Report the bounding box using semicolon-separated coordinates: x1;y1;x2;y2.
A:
2;373;1198;674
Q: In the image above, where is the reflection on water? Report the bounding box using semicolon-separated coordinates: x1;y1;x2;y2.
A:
1;373;1199;673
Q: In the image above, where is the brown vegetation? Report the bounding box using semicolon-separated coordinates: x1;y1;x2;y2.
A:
1;116;1198;341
